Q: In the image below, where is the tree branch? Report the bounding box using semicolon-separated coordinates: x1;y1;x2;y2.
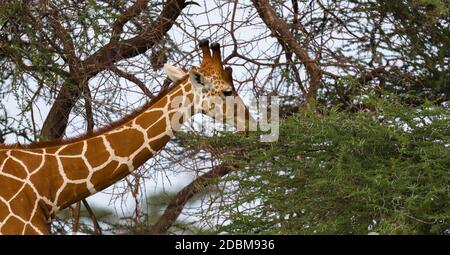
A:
148;165;233;234
84;0;187;76
251;0;322;107
48;14;78;67
40;0;188;140
111;0;151;41
82;199;103;235
40;79;81;140
109;66;154;99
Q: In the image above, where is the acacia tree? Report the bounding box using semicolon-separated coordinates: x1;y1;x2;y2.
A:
1;0;448;234
148;0;449;234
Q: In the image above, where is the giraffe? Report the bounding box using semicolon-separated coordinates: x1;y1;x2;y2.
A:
0;40;253;234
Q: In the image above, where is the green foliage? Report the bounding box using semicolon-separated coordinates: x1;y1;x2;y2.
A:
373;0;449;98
194;97;449;234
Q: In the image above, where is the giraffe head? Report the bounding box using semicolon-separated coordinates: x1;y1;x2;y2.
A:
164;39;254;132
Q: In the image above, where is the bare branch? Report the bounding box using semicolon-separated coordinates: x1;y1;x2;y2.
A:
82;199;103;235
41;0;188;140
148;165;233;234
84;0;188;76
251;0;322;107
111;0;151;41
109;66;154;99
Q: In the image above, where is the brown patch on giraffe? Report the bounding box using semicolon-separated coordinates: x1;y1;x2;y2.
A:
132;147;152;169
44;146;59;154
59;157;90;180
29;155;64;201
0;200;9;223
147;118;167;139
150;135;172;151
2;157;28;179
90;161;120;192
135;109;165;130
23;224;40;235
0;175;24;201
85;137;110;168
106;129;144;158
10;150;43;173
0;150;7;167
59;142;84;155
29;212;50;234
58;183;91;209
114;163;130;181
155;94;168;108
9;184;36;221
91;164;130;191
148;94;168;109
1;216;24;234
168;87;184;102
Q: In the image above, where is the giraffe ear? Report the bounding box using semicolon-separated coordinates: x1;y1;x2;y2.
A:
164;64;186;82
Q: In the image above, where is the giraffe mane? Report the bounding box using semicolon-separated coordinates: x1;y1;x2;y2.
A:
0;75;189;150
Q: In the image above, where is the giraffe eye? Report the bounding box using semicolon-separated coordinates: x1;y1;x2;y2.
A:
194;73;202;84
223;90;233;97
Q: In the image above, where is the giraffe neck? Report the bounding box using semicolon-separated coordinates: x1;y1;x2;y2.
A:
53;79;195;210
0;78;194;234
